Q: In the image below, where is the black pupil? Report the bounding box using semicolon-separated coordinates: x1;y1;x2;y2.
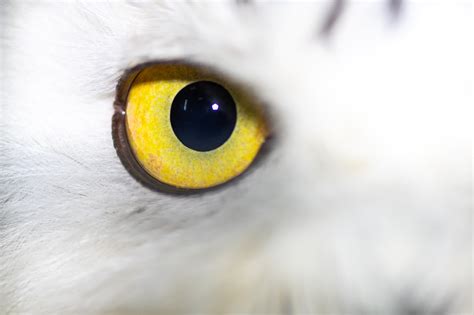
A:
170;81;237;152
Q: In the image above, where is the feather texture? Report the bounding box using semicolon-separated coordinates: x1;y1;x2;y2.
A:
0;0;472;313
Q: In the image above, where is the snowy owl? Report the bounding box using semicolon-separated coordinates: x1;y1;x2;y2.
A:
0;0;472;314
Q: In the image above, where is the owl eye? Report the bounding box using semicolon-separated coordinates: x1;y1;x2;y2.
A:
113;63;268;192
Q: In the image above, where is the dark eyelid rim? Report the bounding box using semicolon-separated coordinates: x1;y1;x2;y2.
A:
112;61;274;196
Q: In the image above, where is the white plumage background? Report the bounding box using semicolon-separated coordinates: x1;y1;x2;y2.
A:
0;1;472;314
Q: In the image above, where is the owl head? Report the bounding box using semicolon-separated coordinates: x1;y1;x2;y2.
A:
0;0;471;314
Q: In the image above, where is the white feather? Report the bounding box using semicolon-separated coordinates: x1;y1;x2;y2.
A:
0;0;472;313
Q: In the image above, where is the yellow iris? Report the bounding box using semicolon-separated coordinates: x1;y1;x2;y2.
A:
125;64;268;190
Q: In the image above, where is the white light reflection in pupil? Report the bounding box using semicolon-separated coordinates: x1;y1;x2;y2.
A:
211;103;219;111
